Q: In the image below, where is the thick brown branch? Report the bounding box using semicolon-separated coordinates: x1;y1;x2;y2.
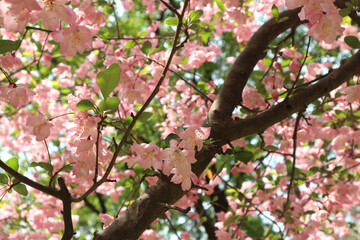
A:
225;50;360;144
93;147;219;240
206;8;303;139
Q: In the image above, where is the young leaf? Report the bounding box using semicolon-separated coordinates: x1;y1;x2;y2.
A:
344;36;360;49
271;5;279;19
125;40;136;49
235;151;254;163
99;96;120;113
339;8;352;17
138;112;153;122
164;17;178;26
60;164;73;173
0;40;21;54
30;162;54;173
189;10;203;22
141;41;152;55
0;173;8;184
214;0;225;12
6;157;19;172
13;183;28;196
76;99;96;111
97;63;121;100
165;133;181;145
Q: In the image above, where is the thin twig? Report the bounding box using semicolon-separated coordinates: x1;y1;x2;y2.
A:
72;0;190;203
285;112;302;209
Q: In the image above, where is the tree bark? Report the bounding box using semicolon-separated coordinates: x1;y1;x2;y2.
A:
93;7;360;240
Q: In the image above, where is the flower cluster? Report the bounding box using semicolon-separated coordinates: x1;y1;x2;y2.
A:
127;126;210;191
286;0;344;43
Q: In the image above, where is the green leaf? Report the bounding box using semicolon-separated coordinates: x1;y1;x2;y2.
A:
30;162;53;173
235;151;254;163
99;96;120;114
225;149;234;155
150;47;166;55
125;40;136;49
189;10;203;22
0;174;8;184
164;17;178;26
271;5;279;19
214;0;225;12
165;133;181;145
141;41;152;55
6;157;19;172
76;99;96;111
138;112;153;122
13;183;28;196
224;215;237;227
344;35;360;49
264;145;278;151
0;40;21;54
60;164;73;173
139;31;148;37
339;8;352;17
97;63;121;100
285;216;294;224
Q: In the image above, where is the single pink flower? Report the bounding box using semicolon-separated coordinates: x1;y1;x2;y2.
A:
242;87;266;109
161;140;197;176
0;84;35;108
340;85;360;103
264;72;283;91
52;24;93;58
131;142;162;169
99;213;115;229
178;126;211;150
26;112;53;141
36;0;77;30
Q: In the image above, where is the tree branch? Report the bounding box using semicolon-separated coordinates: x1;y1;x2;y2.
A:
0;159;61;199
92;6;360;240
206;8;303;139
224;50;360;144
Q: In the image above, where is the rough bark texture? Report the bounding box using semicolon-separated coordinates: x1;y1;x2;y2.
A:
93;7;360;240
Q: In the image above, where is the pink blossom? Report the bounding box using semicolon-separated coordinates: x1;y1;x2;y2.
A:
339;85;360;103
161;140;197;176
26;112;53;141
0;54;22;69
140;229;161;240
99;213;115;229
178;126;210;150
242;87;266;109
0;229;9;240
170;171;198;191
215;230;232;240
264;72;283;91
0;6;30;32
0;84;35;108
5;0;41;11
289;59;301;72
307;13;343;43
131;143;162;169
52;24;93;58
36;0;77;30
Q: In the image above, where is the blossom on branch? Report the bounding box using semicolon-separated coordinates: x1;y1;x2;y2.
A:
26;112;53;141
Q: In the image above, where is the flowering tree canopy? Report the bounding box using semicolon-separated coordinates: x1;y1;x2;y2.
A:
1;0;360;239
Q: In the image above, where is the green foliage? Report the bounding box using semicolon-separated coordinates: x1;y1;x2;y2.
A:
0;40;20;54
344;36;360;49
76;100;96;111
99;96;120;114
164;17;178;26
97;63;121;100
13;183;28;196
